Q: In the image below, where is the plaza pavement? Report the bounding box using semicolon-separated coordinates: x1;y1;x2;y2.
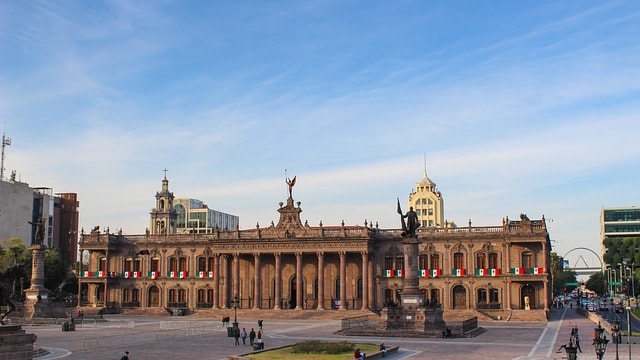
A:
26;306;639;360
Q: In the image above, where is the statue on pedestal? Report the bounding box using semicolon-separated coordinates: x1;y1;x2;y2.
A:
397;198;419;237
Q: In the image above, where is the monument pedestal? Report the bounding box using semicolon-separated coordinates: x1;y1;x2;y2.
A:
24;245;50;319
0;325;37;359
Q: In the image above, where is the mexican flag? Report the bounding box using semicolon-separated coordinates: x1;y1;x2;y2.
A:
383;269;394;278
490;268;501;276
168;271;177;278
197;271;213;278
148;271;159;279
97;270;106;277
452;268;466;277
475;268;488;276
207;271;214;278
419;269;427;277
395;269;405;278
530;267;544;275
431;269;442;277
510;267;525;275
83;271;91;277
133;271;142;278
122;271;131;278
179;271;188;279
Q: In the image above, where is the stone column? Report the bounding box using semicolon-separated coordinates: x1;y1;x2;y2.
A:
295;252;303;310
505;243;512;310
213;254;220;309
339;251;346;310
221;255;228;308
233;253;240;303
368;258;375;310
274;253;281;310
362;252;369;310
253;253;261;309
317;252;325;310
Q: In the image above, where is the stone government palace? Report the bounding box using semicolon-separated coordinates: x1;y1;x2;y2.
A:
77;171;552;321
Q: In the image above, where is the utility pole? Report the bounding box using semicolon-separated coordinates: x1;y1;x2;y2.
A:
1;127;11;181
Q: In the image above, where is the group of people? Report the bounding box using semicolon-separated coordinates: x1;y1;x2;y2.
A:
354;344;387;360
233;319;264;349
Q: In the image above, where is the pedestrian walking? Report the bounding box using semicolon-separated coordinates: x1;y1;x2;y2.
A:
241;328;247;345
249;328;256;345
234;327;240;346
120;351;130;360
258;319;263;331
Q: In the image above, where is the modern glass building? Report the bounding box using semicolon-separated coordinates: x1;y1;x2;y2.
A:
600;206;640;264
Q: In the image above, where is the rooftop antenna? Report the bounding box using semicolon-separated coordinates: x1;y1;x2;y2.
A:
1;125;11;181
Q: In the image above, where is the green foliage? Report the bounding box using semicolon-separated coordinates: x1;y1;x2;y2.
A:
550;252;578;293
291;341;355;354
602;236;640;296
586;271;606;296
44;247;70;294
0;238;30;271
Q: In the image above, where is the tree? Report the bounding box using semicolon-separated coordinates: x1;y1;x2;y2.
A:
586;271;606;296
0;238;29;271
550;252;577;294
44;247;68;294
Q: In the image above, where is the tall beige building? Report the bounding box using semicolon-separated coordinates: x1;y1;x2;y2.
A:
408;170;445;228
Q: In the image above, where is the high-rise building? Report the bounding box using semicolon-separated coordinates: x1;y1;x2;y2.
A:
0;180;79;266
600;206;640;261
408;170;444;228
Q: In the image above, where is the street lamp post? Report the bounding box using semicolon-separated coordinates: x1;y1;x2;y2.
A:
232;296;239;328
627;306;632;360
612;318;620;360
592;323;609;360
558;338;578;360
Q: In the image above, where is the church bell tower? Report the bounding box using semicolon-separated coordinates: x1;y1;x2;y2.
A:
149;170;176;235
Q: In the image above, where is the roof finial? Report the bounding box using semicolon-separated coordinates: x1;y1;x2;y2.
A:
424;153;428;175
163;168;168;180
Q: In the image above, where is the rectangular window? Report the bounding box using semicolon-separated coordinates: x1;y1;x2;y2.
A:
395;256;404;270
124;259;133;272
476;253;486;269
488;253;498;269
134;259;142;272
419;255;428;269
384;256;394;270
430;254;440;270
453;253;464;269
151;258;160;272
179;257;188;272
198;258;207;272
169;258;178;272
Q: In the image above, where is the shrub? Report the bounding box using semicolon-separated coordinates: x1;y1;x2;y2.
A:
291;340;355;354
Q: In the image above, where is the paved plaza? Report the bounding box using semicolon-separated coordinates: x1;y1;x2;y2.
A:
26;307;639;360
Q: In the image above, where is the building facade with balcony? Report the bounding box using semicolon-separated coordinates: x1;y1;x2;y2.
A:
78;176;551;321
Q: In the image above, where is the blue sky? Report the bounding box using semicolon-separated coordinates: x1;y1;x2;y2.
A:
1;1;639;265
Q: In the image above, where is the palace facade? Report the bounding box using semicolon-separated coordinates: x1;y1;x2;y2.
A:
78;176;552;320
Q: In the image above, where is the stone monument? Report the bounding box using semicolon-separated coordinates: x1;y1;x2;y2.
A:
379;200;446;336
